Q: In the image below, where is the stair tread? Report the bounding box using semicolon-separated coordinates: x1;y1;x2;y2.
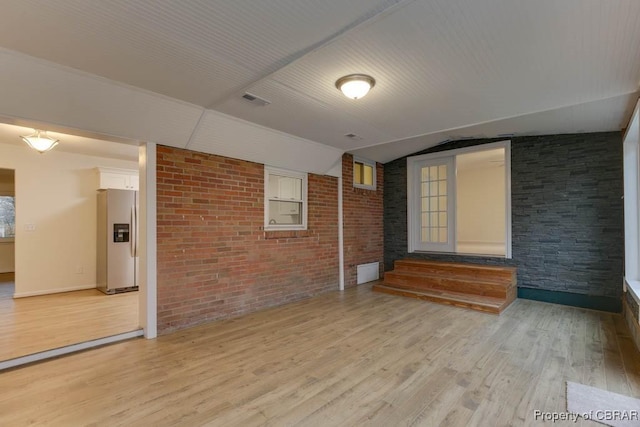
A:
385;270;514;286
374;283;504;306
396;259;516;273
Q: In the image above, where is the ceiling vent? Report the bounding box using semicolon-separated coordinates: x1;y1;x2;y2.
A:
242;92;271;106
344;133;363;140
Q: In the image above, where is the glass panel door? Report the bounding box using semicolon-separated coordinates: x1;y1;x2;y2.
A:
411;157;455;252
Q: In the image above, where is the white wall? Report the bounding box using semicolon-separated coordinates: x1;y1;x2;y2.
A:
456;164;506;255
0;142;137;297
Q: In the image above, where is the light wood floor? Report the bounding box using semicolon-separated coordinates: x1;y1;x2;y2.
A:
0;283;139;361
0;273;14;298
0;284;639;426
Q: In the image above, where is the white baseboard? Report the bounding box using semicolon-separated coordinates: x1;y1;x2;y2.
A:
13;284;97;298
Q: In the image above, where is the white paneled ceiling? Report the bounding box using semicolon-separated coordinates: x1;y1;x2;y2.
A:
0;0;638;165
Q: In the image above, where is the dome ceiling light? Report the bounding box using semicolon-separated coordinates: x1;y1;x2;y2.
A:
335;74;375;100
20;129;59;153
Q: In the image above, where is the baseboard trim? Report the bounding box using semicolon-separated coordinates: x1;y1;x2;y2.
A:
0;329;144;371
518;287;621;313
13;284;97;298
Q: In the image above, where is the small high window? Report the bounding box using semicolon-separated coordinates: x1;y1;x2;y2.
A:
264;167;307;230
354;157;376;190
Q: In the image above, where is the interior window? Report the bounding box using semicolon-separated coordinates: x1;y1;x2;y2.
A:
354;158;376;190
264;167;307;230
407;141;511;257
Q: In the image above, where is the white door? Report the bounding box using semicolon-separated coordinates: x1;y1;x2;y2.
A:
410;157;456;253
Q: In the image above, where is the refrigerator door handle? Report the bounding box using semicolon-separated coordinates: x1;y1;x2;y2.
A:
131;204;137;258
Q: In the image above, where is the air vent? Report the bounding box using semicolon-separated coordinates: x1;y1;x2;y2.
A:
242;92;271;106
344;133;363;140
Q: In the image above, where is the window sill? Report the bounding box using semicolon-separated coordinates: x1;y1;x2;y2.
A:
353;184;376;191
0;238;15;244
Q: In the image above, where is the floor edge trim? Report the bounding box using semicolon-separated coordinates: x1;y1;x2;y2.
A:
0;329;144;371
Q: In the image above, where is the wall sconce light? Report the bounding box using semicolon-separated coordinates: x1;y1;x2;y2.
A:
335;74;376;100
20;129;59;153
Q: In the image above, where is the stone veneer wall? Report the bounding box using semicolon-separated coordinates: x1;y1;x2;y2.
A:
384;132;623;312
626;292;640;323
624;293;640;352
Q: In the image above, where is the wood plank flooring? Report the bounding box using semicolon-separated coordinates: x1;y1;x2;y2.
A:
0;284;139;361
0;284;639;426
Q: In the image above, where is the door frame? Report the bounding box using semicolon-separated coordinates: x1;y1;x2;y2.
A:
138;142;157;338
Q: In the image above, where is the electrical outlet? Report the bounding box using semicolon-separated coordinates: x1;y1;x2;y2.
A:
75;265;84;274
24;224;36;232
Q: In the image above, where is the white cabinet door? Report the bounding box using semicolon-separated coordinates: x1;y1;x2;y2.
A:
277;201;300;214
278;177;301;200
128;174;139;191
97;168;139;190
100;172;130;190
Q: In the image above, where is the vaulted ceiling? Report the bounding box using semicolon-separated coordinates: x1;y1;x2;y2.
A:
0;0;638;168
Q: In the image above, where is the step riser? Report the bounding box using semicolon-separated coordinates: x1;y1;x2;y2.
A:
372;285;501;315
384;273;510;298
394;260;515;282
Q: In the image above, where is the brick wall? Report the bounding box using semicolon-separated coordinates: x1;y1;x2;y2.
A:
342;154;384;287
384;132;624;311
156;146;339;334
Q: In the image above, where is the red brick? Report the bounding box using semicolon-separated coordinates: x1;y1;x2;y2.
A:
157;146;341;334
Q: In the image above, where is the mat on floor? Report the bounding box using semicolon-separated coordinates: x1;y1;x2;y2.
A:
566;381;640;427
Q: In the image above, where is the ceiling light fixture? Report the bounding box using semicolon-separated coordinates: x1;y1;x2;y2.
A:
335;74;375;100
20;129;59;153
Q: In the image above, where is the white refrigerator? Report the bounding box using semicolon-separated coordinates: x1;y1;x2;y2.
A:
97;189;139;294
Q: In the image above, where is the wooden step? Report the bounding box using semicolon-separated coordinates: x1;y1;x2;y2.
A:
394;259;516;284
372;283;510;314
384;270;512;298
376;259;517;314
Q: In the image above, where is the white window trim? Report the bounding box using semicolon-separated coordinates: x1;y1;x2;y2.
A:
407;140;512;258
353;157;377;190
264;166;308;231
623;98;640;308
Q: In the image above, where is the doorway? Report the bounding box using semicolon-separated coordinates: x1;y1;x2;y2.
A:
0;168;15;299
0;125;145;367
